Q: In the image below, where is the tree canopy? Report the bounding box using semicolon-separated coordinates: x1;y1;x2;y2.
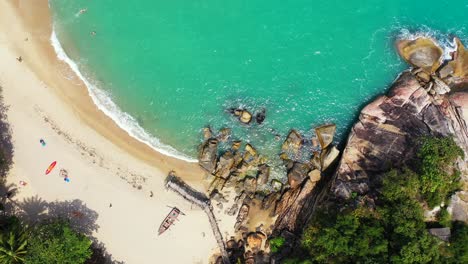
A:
295;136;467;264
24;219;92;264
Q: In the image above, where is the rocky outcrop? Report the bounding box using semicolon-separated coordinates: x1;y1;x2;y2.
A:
198;138;219;173
397;37;443;74
332;69;468;200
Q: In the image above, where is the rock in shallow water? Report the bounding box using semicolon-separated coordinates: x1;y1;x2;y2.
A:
396;37;443;74
255;108;266;124
315;124;336;149
198;138;218;173
240;110;252;124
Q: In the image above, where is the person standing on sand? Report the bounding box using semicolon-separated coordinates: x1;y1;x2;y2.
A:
109;203;112;208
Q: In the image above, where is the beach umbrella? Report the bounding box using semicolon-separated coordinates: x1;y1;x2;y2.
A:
45;161;57;175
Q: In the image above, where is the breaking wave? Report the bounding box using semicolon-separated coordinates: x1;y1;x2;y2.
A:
50;28;198;163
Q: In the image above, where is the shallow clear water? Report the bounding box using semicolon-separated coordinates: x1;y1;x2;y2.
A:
49;0;468;165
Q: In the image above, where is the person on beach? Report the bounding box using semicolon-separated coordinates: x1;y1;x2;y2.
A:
150;191;154;197
16;56;22;62
40;138;46;146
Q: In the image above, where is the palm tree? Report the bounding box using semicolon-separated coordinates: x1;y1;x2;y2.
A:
0;218;27;264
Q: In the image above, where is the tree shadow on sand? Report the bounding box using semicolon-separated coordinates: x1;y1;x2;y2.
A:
0;86;14;178
13;196;124;263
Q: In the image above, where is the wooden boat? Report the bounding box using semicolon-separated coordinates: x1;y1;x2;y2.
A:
158;207;184;235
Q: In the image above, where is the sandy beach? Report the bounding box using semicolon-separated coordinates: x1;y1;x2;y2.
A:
0;0;222;263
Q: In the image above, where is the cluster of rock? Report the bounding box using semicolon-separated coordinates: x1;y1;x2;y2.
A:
228;108;266;125
200;123;342;263
331;36;468;212
208;36;468;263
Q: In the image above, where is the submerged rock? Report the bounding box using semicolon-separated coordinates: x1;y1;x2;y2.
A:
270;179;283;192
232;140;242;151
396;37;443;74
218;127;232;142
255;108;266;124
198;138;219;173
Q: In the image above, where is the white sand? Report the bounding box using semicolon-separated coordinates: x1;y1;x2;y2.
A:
0;1;222;263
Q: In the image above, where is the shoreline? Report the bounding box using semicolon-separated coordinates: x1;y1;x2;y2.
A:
0;1;226;263
6;0;204;181
49;28;198;163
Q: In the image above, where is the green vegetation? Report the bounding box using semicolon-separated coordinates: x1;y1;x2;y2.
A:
417;137;463;207
269;237;286;253
0;217;92;264
292;136;468;263
0;217;28;264
25;220;92;264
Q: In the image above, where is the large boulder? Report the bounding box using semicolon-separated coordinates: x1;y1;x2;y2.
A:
244;176;258;195
442;37;468;87
396;37;443;74
287;162;310;189
198;138;219;173
256;164;270;185
315;124;336;149
246;232;264;250
235;204;250;230
270;179;283;192
214;151;235;178
320;146;340;171
281;130;303;160
274;178;322;232
308;169;321;182
202;127;213;140
240;110;253;124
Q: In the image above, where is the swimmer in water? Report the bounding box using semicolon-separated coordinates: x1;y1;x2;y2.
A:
90;31;96;36
79;8;87;14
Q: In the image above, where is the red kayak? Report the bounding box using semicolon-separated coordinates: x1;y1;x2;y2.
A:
45;161;57;175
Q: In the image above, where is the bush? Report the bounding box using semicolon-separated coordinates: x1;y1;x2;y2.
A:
25;219;92;264
448;221;468;263
417;137;463;208
437;207;452;228
269;236;285;253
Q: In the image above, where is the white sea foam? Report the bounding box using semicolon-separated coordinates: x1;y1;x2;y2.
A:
50;28;198;163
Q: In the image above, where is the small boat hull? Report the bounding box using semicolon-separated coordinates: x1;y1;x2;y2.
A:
158;207;181;235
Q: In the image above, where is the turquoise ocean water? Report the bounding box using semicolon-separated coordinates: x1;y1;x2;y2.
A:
49;0;468;172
